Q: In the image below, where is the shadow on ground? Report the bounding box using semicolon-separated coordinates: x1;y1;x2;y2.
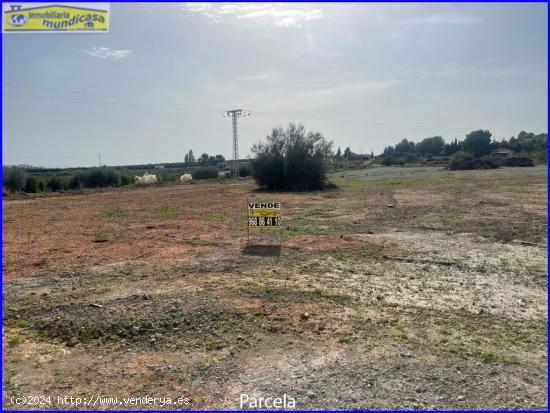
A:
242;243;281;257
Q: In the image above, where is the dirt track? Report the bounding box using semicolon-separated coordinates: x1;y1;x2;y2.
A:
2;165;548;410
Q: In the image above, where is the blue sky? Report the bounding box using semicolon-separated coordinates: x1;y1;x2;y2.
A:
2;2;548;167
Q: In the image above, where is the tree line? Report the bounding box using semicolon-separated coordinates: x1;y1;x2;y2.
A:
184;150;225;165
381;130;547;161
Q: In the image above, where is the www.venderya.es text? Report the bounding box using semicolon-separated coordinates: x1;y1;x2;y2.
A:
10;395;191;407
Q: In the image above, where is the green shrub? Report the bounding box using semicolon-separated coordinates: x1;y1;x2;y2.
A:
37;180;45;192
120;174;132;186
191;166;219;180
503;156;534;167
47;176;63;192
23;176;39;193
381;155;404;166
251;123;332;191
68;176;80;190
449;152;498;170
239;164;252;177
78;167;120;188
2;167;26;192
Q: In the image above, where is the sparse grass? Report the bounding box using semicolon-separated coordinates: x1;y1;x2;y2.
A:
279;223;341;239
78;325;102;340
2;165;546;408
32;360;44;369
100;207;132;220
153;204;179;219
447;344;519;365
204;338;225;351
8;334;23;347
92;231;120;243
237;282;352;304
202;213;227;222
526;265;546;280
187;237;210;246
337;334;353;344
11;319;29;328
396;330;408;340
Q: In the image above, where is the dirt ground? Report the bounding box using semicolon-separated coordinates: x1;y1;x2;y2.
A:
2;165;548;410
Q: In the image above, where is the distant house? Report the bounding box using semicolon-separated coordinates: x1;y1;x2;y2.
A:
348;152;371;161
490;148;513;159
154;165;165;169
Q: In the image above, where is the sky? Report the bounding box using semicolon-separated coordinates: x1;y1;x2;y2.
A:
2;2;548;168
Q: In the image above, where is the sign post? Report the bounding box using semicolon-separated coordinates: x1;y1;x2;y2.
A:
247;200;282;246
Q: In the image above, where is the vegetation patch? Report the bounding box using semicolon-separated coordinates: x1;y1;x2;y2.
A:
202;213;227;222
92;231;121;243
153;204;179;219
237;282;352;305
187;237;210;246
100;207;133;220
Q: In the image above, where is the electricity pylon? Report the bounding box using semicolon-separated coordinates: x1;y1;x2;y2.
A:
224;109;251;177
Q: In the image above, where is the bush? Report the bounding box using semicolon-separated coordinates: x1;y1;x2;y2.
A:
23;176;39;193
239;164;251;177
381;156;404;166
68;176;80;190
37;180;45;192
449;152;498;170
251;123;332;191
503;156;534;167
381;156;394;166
47;176;63;192
3;167;26;192
120;174;132;186
78;167;120;188
191;166;219;180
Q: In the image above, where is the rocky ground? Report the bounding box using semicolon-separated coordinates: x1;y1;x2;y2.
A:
2;165;548;410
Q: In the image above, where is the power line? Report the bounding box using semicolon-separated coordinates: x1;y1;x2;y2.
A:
3;82;223;114
3;83;479;131
2;92;226;116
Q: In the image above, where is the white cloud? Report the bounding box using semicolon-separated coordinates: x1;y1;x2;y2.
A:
181;3;323;28
82;47;132;60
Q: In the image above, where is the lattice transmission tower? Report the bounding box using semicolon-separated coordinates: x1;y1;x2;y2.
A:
224;109;251;177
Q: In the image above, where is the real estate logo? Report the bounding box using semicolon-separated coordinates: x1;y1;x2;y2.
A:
2;2;110;33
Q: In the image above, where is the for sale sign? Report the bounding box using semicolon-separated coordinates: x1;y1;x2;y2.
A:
248;202;281;229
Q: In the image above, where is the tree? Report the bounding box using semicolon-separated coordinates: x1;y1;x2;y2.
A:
23;175;38;193
3;167;26;192
215;154;225;163
68;176;80;190
417;136;444;156
251;123;333;191
464;130;492;157
184;150;195;164
199;153;209;164
394;138;415;155
343;147;351;159
78;167;119;188
47;176;63;192
335;146;342;161
443;138;461;156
